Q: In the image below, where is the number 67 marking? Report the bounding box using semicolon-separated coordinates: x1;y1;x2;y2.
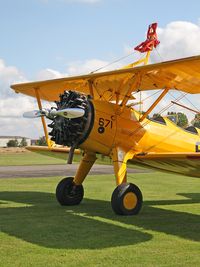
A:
99;118;113;129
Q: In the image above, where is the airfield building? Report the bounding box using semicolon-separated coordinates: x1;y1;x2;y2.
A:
0;136;31;147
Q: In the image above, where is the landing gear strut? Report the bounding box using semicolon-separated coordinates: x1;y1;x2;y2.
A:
56;152;96;206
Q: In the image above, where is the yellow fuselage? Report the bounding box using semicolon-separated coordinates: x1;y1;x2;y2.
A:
80;100;200;156
79;100;200;178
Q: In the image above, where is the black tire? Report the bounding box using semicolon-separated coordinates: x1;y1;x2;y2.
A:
111;183;143;215
56;177;84;206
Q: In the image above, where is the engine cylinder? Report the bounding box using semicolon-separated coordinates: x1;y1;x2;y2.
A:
48;91;94;147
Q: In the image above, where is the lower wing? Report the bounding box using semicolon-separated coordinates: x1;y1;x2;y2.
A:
26;146;80;160
131;152;200;178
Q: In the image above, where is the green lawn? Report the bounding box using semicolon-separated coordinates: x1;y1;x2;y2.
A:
0;152;66;165
0;172;199;267
0;152;112;166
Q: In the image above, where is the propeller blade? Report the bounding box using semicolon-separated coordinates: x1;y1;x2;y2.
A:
23;110;43;118
54;108;85;119
23;108;85;119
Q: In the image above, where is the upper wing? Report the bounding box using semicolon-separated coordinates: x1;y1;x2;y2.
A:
11;55;200;102
131;152;200;178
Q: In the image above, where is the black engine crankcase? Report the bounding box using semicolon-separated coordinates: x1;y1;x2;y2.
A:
48;91;94;147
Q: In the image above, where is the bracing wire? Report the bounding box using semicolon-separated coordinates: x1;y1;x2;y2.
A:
168;91;200;114
141;90;161;102
90;50;138;73
183;95;200;113
157;92;188;115
129;91;188;138
155;47;164;62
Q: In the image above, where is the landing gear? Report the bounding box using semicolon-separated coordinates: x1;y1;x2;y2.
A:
111;183;143;215
56;152;96;206
56;177;84;206
111;148;143;215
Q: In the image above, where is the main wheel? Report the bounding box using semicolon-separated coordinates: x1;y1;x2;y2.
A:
111;183;143;215
56;177;84;206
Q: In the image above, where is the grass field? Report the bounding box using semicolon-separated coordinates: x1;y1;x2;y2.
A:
0;171;200;267
0;151;66;165
0;151;112;166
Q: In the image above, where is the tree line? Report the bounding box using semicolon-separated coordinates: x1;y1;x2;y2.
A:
7;136;47;147
152;112;200;128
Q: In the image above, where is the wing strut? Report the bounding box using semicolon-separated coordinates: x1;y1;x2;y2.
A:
120;73;141;109
139;87;170;122
123;51;151;69
88;80;94;98
34;88;51;148
171;101;200;114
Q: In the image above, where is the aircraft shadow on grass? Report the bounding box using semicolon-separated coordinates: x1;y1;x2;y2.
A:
0;191;199;249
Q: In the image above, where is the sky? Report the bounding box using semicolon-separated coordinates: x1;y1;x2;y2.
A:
1;0;200;138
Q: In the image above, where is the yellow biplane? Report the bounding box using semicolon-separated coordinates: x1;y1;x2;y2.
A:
11;24;200;215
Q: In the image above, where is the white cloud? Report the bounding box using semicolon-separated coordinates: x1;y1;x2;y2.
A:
0;59;44;139
153;21;200;61
0;59;25;98
66;58;119;75
37;58;122;81
0;97;44;139
36;68;67;80
0;117;43;139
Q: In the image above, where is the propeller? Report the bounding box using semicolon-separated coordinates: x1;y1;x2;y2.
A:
23;108;85;119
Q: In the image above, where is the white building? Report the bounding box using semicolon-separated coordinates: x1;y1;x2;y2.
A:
0;136;31;147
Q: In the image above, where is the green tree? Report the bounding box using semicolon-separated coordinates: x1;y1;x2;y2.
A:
7;139;19;147
19;137;28;147
167;112;188;128
152;113;163;119
167;112;177;123
176;112;188;128
191;114;200;128
36;136;47;146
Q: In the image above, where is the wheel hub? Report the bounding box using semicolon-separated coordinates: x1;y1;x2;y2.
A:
123;192;137;210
